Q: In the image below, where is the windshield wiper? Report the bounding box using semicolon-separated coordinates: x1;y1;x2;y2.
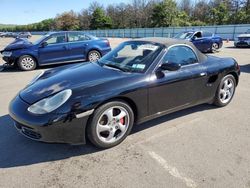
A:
104;63;128;72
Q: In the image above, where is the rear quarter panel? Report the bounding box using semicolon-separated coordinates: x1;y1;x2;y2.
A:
212;36;223;48
87;39;111;56
197;56;239;103
206;55;239;86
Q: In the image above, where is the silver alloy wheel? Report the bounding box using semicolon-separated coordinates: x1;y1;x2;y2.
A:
88;51;100;62
96;106;130;144
219;77;235;104
212;43;219;52
21;57;35;70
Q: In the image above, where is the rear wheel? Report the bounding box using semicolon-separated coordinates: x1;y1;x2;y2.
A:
213;74;236;107
88;50;101;62
18;55;37;71
87;101;134;149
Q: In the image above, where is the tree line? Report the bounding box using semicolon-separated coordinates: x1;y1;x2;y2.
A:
1;0;250;32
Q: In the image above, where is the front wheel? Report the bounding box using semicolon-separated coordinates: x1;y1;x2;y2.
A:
88;50;101;62
87;101;134;149
17;55;37;71
213;74;236;107
212;42;219;53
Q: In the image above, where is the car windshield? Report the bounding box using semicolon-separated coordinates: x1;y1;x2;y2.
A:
98;41;163;73
33;34;50;45
175;32;193;39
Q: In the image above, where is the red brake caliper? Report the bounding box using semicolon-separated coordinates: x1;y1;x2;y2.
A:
120;117;125;125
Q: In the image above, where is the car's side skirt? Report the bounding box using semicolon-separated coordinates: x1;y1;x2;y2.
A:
136;97;213;125
39;59;86;66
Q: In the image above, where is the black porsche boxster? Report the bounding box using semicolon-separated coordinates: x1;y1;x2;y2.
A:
9;38;240;148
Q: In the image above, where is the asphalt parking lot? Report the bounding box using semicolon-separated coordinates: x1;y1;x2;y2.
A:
0;36;250;188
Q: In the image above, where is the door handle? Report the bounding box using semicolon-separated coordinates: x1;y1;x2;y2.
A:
200;72;207;77
63;46;68;50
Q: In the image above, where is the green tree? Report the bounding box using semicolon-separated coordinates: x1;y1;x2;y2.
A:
211;3;229;25
40;19;55;31
78;9;91;30
151;0;178;27
90;7;112;29
192;0;210;24
55;10;80;30
176;11;191;26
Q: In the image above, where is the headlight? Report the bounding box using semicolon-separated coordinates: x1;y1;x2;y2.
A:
29;70;44;85
28;89;72;114
2;51;12;57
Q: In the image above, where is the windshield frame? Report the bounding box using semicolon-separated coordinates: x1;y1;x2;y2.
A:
32;33;51;45
98;40;164;74
175;32;194;39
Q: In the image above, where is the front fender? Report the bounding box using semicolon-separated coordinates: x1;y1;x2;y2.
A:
13;48;38;62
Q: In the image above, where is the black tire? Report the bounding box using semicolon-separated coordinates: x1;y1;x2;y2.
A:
213;74;236;107
211;42;219;53
17;55;37;71
87;100;134;149
87;50;101;62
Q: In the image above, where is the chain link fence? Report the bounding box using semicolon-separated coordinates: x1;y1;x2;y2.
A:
32;24;250;40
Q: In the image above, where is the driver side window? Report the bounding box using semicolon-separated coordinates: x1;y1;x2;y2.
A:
163;46;198;66
45;34;66;45
194;32;202;38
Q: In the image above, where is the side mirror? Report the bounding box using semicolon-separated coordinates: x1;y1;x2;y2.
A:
40;41;48;48
160;62;181;71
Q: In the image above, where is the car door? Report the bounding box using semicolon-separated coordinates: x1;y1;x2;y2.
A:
38;33;71;65
67;32;90;61
191;31;210;52
148;45;207;115
202;31;214;50
191;31;205;50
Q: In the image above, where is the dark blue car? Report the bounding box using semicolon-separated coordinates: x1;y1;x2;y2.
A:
1;31;111;71
174;30;223;53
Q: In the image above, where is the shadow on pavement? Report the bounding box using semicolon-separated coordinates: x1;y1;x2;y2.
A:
240;64;250;73
0;104;215;168
0;115;100;168
132;104;215;134
225;46;250;49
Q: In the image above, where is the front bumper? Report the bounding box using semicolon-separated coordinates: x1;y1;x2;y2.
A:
9;95;90;145
234;41;250;47
2;56;16;65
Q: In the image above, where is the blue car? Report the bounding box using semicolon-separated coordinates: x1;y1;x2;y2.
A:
1;31;111;71
174;30;223;53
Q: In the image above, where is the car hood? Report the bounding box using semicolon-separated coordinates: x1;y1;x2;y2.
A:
237;34;250;38
4;38;33;51
20;63;130;104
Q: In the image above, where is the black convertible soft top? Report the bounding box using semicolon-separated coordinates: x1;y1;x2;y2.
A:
133;37;207;62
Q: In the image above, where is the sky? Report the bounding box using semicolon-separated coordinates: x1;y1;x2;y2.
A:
0;0;130;25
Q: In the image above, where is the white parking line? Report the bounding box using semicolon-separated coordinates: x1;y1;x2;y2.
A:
129;118;201;147
148;151;197;188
